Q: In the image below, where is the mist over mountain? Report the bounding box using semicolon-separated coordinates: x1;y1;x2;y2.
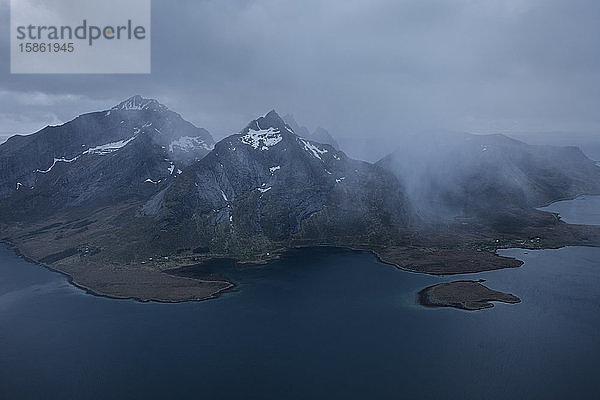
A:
283;114;340;150
2;97;598;238
507;132;600;161
377;131;600;221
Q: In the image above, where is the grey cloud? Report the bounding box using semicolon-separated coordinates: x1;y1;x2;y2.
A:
1;0;599;159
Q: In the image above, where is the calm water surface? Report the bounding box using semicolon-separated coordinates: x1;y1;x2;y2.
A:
1;196;599;399
538;194;600;225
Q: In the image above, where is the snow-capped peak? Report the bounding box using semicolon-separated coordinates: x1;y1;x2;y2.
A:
112;95;168;112
242;110;294;135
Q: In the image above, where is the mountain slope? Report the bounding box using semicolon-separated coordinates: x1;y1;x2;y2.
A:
144;110;415;256
0;95;214;216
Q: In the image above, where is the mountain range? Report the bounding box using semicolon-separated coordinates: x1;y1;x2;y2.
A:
1;96;599;301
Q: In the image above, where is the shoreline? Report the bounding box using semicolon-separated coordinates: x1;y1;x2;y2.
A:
0;240;236;304
3;204;600;304
291;243;526;276
535;192;599;208
0;237;551;304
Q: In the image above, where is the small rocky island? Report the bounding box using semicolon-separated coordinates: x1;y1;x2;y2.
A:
418;280;521;311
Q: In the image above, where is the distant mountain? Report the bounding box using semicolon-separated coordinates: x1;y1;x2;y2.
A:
507;132;600;161
0;95;214;215
311;127;339;150
377;131;600;219
283;114;340;150
144;110;415;256
282;114;310;138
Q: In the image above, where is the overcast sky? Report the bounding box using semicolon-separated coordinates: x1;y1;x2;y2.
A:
1;0;600;160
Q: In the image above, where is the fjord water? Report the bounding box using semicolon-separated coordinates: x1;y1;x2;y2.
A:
1;195;599;399
538;194;600;225
1;246;599;399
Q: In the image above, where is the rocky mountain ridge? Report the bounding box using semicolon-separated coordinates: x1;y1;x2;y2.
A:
0;95;214;215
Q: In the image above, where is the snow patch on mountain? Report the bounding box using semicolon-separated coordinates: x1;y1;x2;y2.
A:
169;136;212;153
36;136;136;174
299;138;328;160
83;136;136;156
240;128;283;150
36;156;79;173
